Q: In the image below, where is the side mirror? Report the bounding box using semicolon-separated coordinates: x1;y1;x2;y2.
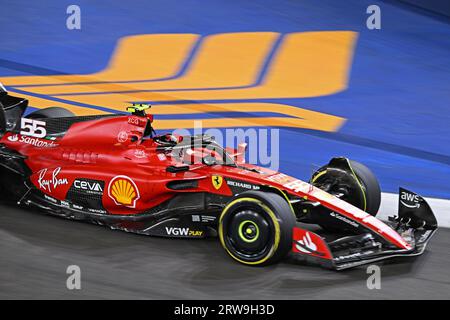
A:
235;142;247;163
203;155;217;166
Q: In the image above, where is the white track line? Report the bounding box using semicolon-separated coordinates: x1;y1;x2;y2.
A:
378;193;450;228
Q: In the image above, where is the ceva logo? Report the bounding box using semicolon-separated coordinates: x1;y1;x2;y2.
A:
74;179;103;193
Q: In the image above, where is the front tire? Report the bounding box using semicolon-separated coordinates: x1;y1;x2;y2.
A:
218;191;296;266
311;158;381;232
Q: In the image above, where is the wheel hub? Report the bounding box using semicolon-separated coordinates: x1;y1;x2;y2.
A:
238;220;260;243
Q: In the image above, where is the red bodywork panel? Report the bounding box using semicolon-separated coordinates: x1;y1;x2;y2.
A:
0;114;410;249
262;175;411;250
292;227;333;260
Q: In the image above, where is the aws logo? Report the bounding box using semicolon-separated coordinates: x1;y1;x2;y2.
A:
108;175;140;208
400;189;421;209
0;31;358;132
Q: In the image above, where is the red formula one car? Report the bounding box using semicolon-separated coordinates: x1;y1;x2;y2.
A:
0;86;438;270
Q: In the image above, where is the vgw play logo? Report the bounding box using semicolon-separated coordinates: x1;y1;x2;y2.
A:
1;31;358;132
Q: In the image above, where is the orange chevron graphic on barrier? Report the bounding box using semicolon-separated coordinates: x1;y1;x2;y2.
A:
2;34;199;85
0;31;357;131
24;32;279;94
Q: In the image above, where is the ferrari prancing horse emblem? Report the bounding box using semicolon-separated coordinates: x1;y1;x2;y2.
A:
212;175;223;190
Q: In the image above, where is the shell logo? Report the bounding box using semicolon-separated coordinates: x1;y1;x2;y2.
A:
108;175;140;208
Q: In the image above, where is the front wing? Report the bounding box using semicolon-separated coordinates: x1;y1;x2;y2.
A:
291;188;438;270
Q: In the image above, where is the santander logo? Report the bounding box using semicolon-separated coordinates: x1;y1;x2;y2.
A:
7;134;19;142
295;232;318;254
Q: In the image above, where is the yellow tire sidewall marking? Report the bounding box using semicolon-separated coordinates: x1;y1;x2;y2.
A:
311;164;367;212
346;159;367;212
311;169;328;183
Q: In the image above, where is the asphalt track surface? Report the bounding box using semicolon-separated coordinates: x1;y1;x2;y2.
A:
1;202;449;300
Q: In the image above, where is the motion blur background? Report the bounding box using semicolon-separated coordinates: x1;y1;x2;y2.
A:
0;0;449;199
0;0;449;300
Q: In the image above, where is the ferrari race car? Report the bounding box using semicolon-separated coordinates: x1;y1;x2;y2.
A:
0;85;438;270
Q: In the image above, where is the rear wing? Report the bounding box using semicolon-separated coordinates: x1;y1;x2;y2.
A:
0;85;28;134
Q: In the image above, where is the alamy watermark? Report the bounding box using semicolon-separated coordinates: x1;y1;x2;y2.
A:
66;265;81;290
366;5;381;30
66;5;81;30
366;265;381;290
171;121;280;171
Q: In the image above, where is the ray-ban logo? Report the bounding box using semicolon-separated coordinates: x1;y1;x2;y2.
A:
38;167;69;192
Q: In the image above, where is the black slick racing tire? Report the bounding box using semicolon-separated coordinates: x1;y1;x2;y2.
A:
218;191;296;266
346;160;381;216
26;107;75;119
311;159;381;232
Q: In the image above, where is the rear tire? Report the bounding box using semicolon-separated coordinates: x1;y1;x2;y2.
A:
26;107;74;119
218;191;296;266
